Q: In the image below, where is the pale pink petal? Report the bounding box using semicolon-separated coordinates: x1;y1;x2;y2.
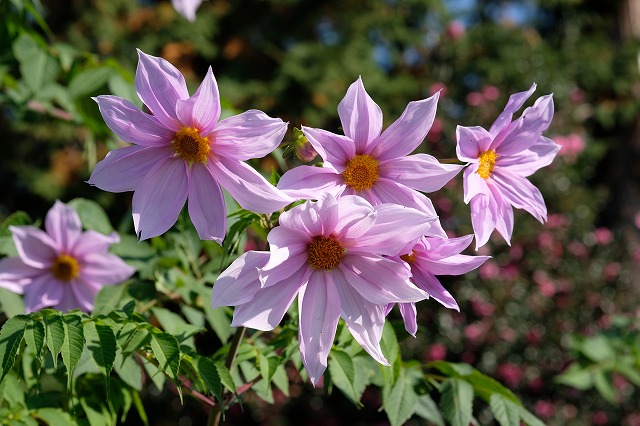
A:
492;95;554;156
456;126;493;162
491;169;547;223
53;283;84;312
212;110;287;160
70;277;102;312
371;93;439;161
231;265;309;330
188;164;226;243
417;254;489;277
266;225;311;254
301;126;355;170
498;136;560;177
176;67;220;136
79;253;135;285
470;194;498;250
45;201;82;253
135;50;188;130
489;183;514;245
332;268;389;365
88;145;173;193
488;83;536;137
340;254;427;304
380;154;464;193
132;157;188;240
417;235;474;261
277;166;344;200
23;274;64;313
71;231;119;257
277;193;339;237
338;77;383;153
258;253;308;288
332;195;376;240
209;157;293;214
298;270;341;386
211;251;270;308
94;95;174;147
172;0;203;21
410;265;459;311
0;257;41;293
463;167;491;204
398;302;418;336
10;226;57;269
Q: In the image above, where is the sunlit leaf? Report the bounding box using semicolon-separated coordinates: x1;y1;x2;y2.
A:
0;315;28;383
440;378;473;426
61;314;84;388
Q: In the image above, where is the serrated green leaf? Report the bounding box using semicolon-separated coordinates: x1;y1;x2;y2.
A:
490;394;521;426
61;315;84;388
196;356;223;405
215;361;237;394
67;198;113;235
415;394;445;426
118;326;150;359
149;331;182;400
114;351;143;391
258;353;279;385
272;364;290;397
517;403;546;426
68;67;112;98
204;306;232;343
0;315;28;383
92;284;127;316
24;318;45;360
44;313;65;369
466;369;521;404
383;369;418;426
141;357;166;392
440;378;474;426
33;407;76;426
84;321;117;395
329;348;359;404
151;307;204;343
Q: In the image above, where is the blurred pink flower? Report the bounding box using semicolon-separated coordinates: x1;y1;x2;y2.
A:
593;227;613;245
426;343;447;361
592;411;608;426
89;50;291;241
482;85;500;101
0;201;134;312
534;400;555;419
429;82;447;97
464;322;488;344
466;92;484;107
471;297;495;318
211;193;435;385
554;133;585;160
479;261;500;279
496;363;523;387
445;21;465;40
456;83;559;248
277;77;463;237
172;0;203;21
604;262;620;282
387;235;490;335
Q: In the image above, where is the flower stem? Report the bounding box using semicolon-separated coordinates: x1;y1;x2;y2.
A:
207;326;247;426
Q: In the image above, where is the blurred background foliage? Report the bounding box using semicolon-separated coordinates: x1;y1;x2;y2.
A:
1;0;640;424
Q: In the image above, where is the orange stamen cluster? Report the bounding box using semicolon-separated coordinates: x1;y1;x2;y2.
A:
342;154;380;192
173;127;210;164
400;251;416;264
477;150;498;179
307;236;345;270
50;254;80;282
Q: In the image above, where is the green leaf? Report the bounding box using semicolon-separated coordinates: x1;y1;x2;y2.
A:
554;363;593;390
33;407;76;426
0;211;32;235
92;284;127;317
258;353;279;385
141;357;166;392
84;321;117;394
204;306;232;343
0;315;28;383
490;394;521;426
149;331;182;400
414;394;445;426
579;335;616;363
68;67;112;98
329;348;359;404
593;369;617;403
380;322;401;373
0;288;26;317
196;356;223;404
61;315;85;388
428;360;474;377
383;369;418;426
131;390;148;425
440;378;474;426
151;307;205;343
13;34;60;93
215;360;237;394
24;318;45;360
44;313;64;369
466;369;520;404
67;198;113;235
114;351;143;391
118;325;150;359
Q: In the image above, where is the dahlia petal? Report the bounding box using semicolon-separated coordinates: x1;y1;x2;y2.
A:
10;226;57;268
340;255;427;304
333;195;377;240
277;193;339;237
380;154;464;193
463;167;490;204
258;253;307;288
88;145;173;193
338;77;383;153
498;136;560;177
277;166;344;200
45;200;83;253
53;283;84;312
457;126;494;162
492;169;547;222
69;278;102;312
266;226;310;255
80;253;135;285
188;164;226;243
332;268;389;365
209;157;293;214
23;274;64;313
71;231;120;257
211;251;270;308
132;157;188;240
0;257;40;293
176;67;221;136
212;110;287;160
493;95;554;156
300;126;355;170
371;93;439;161
489;83;536;137
470;194;498;250
398;302;418;336
417;254;490;277
231;265;309;330
410;265;459;311
172;0;202;21
94;95;174;146
135;50;188;130
489;184;514;245
298;271;341;386
417;235;474;261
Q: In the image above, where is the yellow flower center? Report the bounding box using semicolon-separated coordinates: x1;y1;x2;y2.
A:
477;150;498;179
50;254;80;282
400;251;416;264
172;127;210;164
307;236;345;270
342;154;380;192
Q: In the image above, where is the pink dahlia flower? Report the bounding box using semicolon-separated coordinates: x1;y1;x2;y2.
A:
277;77;463;237
88;50;292;241
456;83;559;249
0;201;135;312
387;235;490;336
212;193;436;385
172;0;203;21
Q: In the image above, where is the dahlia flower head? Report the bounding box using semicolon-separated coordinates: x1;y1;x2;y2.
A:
212;193;439;385
89;50;292;242
0;201;135;312
456;83;560;249
277;77;463;237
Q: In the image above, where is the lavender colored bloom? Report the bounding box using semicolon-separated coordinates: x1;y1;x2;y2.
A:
387;235;490;336
0;201;135;313
212;193;436;385
88;50;292;241
172;0;203;21
277;77;463;237
456;83;559;249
